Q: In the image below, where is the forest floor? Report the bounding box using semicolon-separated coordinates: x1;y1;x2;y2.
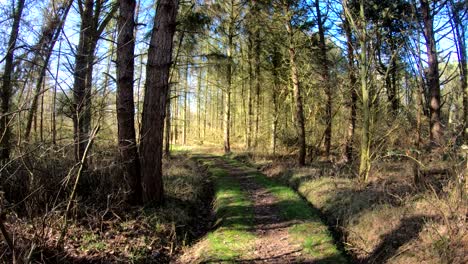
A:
177;155;346;263
2;147;465;263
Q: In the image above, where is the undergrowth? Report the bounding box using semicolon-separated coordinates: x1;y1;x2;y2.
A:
244;153;467;264
0;149;212;263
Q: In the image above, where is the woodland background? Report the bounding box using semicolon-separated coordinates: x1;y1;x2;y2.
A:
0;0;466;263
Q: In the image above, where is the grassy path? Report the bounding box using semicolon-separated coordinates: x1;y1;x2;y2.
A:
178;156;347;263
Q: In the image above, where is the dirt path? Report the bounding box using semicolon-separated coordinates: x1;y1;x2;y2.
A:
215;161;314;263
177;156;345;264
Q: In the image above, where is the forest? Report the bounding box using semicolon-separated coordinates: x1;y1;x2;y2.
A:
0;0;466;263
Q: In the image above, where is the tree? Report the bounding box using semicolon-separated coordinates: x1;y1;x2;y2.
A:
0;0;25;161
24;0;73;141
420;0;443;147
343;14;358;163
140;0;179;204
117;0;141;204
72;0;117;162
284;1;307;166
343;0;372;181
314;0;333;158
449;0;467;143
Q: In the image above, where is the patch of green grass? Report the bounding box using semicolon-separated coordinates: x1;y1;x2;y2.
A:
289;223;345;263
80;233;107;251
189;159;256;262
201;229;256;262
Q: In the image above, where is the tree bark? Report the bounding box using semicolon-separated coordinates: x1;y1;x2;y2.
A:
421;0;443;147
224;33;233;153
183;62;188;145
52;41;63;145
174;82;179;144
72;0;117;162
140;0;179;204
197;67;202;140
357;0;371;181
117;0;141;204
315;0;332;159
343;15;357;163
0;0;25;160
164;91;171;156
247;36;254;150
286;21;306;166
344;0;371;181
271;45;281;156
254;30;261;148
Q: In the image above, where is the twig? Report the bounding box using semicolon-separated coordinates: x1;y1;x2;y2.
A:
57;125;100;246
0;212;13;252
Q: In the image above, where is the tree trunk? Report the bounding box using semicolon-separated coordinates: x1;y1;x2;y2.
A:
72;0;94;162
197;67;202;140
254;31;261;148
390;58;399;114
421;0;443;147
271;83;279;156
0;0;25;161
450;0;467;143
183;63;188;145
343;15;357;163
315;0;332;159
271;46;281;156
24;0;72;141
286;21;306;166
224;33;233;153
73;0;117;162
247;36;254;150
204;66;209;140
40;82;44;142
174;82;179;144
165;91;171;156
117;0;141;205
140;0;179;204
52;41;63;145
357;0;371;182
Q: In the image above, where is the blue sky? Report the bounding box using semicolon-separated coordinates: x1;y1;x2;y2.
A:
0;0;463;99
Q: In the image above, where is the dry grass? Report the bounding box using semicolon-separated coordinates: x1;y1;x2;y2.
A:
253;157;467;264
0;148;212;263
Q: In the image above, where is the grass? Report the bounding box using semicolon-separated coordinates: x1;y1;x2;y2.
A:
252;173;346;262
183;157;256;263
2;153;212;263
257;158;467;264
222;158;347;263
